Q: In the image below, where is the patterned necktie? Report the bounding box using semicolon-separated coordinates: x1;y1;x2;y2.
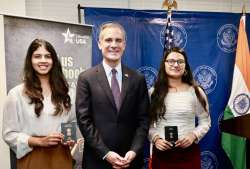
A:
111;69;121;110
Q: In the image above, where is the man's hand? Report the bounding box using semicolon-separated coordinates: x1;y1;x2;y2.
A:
105;151;125;169
120;151;136;168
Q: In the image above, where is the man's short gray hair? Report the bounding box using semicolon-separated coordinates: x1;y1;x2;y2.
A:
98;22;126;41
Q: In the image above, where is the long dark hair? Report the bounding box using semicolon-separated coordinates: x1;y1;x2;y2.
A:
149;47;208;124
23;39;71;117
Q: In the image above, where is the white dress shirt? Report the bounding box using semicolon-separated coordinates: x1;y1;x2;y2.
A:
2;83;76;159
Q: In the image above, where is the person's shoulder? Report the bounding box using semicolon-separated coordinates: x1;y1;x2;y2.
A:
123;65;144;79
190;85;207;97
78;64;99;78
8;83;24;94
196;86;206;95
7;83;25;99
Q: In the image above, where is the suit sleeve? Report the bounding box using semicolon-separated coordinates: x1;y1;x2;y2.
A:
130;75;150;154
75;73;109;159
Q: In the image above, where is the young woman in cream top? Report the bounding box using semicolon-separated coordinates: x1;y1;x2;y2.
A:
149;47;211;169
2;39;76;169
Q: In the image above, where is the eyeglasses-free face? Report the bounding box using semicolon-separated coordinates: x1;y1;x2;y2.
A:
98;26;126;67
31;45;53;78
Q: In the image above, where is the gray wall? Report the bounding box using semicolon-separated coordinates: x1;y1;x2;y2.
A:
26;0;250;24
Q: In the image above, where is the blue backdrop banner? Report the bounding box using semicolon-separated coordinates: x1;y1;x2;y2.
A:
83;7;250;169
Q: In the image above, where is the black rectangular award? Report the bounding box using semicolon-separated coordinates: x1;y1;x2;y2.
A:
61;122;77;142
165;126;178;145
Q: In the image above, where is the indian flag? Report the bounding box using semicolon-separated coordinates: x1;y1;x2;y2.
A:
221;14;250;169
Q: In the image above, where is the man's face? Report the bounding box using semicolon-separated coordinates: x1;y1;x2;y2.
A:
98;27;126;66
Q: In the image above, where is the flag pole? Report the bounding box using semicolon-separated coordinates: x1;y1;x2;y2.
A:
242;3;246;16
161;0;178;50
241;4;249;168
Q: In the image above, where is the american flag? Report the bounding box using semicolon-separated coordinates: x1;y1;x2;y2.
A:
163;11;174;50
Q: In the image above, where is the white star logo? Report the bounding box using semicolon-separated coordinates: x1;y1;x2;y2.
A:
62;28;75;44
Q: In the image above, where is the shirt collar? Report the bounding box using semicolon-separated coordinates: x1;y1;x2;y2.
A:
102;60;122;76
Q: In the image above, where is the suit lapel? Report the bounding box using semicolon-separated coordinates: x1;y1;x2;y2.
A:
96;64;116;109
120;66;130;111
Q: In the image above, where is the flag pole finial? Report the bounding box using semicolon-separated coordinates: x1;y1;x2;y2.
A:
162;0;178;12
242;3;246;15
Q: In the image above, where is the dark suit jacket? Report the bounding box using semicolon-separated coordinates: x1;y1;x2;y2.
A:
76;64;149;169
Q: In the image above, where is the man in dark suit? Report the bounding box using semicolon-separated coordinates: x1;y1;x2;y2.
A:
76;22;149;169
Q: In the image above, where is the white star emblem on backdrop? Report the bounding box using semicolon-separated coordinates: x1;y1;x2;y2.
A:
62;28;75;44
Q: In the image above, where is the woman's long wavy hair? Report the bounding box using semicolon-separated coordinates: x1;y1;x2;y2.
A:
23;39;71;117
149;47;208;124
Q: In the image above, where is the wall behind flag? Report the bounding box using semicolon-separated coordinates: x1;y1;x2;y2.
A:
24;0;250;24
83;7;250;169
